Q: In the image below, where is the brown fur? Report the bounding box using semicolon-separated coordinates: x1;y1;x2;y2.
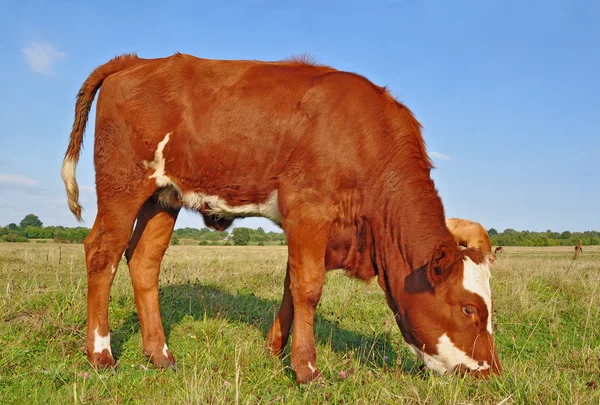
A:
573;240;583;260
62;53;500;383
445;217;496;263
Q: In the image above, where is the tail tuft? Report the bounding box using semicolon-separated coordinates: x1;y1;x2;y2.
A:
61;156;83;221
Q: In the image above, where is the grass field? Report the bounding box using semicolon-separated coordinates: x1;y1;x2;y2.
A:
1;243;599;404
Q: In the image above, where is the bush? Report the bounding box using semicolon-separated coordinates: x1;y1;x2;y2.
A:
1;233;29;243
53;231;69;243
2;233;18;242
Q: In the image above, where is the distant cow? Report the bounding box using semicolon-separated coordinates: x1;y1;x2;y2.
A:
494;246;504;254
573;240;583;261
62;53;500;383
445;218;496;263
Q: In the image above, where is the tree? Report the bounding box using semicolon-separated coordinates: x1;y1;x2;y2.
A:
170;234;180;245
232;227;251;246
20;214;43;228
7;223;18;231
203;232;221;242
488;228;498;236
24;226;41;238
53;230;69;243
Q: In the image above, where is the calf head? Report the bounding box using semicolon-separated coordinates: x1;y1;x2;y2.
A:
390;244;501;377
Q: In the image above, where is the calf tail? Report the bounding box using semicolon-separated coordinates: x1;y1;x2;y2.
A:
62;53;143;221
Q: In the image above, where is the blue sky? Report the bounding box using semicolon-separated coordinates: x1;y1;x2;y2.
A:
0;0;598;233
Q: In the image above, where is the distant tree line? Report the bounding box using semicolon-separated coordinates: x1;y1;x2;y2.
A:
3;214;598;247
488;228;600;247
1;214;287;246
172;226;287;246
0;214;90;243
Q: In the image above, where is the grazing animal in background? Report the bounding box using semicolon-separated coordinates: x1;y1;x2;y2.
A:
445;218;496;263
61;53;501;383
573;240;583;260
494;246;504;254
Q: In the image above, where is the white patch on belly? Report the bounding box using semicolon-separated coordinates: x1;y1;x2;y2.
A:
93;327;112;355
145;133;175;188
162;343;169;358
408;334;490;375
143;132;281;224
182;190;281;224
462;257;493;334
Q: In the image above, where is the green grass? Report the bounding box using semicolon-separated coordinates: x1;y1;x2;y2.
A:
0;243;599;404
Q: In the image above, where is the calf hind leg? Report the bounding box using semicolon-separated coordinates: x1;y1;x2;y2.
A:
125;197;179;368
266;263;294;356
84;192;153;368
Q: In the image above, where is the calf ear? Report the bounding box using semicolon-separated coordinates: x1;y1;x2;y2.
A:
485;253;496;265
427;243;456;287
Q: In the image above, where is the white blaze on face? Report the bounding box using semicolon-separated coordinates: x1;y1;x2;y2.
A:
162;343;169;358
93;327;112;355
408;334;490;375
462;256;493;334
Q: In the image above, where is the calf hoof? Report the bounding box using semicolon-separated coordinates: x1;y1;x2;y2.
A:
88;350;116;369
145;345;177;371
294;362;322;384
150;353;177;371
266;329;284;356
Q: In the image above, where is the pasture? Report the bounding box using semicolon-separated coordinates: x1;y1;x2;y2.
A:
1;243;598;404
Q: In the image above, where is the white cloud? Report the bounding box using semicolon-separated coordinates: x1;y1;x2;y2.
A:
22;42;66;75
430;151;452;161
0;174;40;188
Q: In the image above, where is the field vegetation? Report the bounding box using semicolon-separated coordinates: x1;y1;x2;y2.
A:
1;243;599;404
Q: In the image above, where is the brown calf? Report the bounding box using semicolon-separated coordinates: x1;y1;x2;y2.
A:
62;53;501;383
445;218;497;263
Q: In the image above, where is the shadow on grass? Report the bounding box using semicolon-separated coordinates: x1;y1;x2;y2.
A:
111;282;418;375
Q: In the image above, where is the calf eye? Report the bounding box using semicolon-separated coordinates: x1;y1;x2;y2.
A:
462;306;476;316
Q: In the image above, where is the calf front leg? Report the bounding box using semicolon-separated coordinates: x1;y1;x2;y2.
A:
283;209;333;384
